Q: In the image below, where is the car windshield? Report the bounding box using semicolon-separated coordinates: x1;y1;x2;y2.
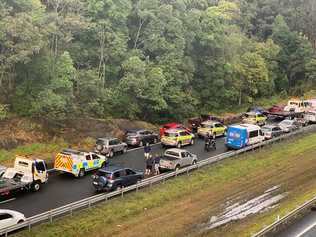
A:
280;120;292;126
245;114;256;118
164;132;177;137
201;124;212;128
126;132;137;136
262;127;272;132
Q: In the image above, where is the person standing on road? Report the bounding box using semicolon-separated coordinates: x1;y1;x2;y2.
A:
154;153;161;175
144;143;151;159
145;155;153;176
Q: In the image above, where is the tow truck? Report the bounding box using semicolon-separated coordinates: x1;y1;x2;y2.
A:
0;156;48;198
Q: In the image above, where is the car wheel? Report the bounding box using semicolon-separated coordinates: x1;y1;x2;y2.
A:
109;150;114;158
177;142;182;148
175;165;180;171
32;181;41;192
192;160;197;165
139;141;144;147
17;220;24;224
78;168;85;178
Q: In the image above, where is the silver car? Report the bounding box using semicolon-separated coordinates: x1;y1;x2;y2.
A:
95;138;128;158
278;119;300;133
159;148;198;171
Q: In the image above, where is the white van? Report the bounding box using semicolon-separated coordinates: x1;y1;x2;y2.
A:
225;124;265;149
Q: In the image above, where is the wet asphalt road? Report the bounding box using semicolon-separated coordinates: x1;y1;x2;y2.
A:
275;210;316;237
0;137;227;217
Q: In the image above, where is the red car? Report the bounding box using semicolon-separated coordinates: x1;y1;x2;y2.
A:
159;123;190;137
268;105;285;113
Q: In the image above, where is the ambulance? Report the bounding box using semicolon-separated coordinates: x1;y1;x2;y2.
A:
54;149;107;178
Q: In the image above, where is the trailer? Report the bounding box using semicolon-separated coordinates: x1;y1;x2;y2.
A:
0;156;48;198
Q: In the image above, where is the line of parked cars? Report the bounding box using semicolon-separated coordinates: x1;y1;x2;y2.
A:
1;98;316;230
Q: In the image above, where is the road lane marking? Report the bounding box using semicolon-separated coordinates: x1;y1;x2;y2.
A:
0;198;16;204
295;220;316;237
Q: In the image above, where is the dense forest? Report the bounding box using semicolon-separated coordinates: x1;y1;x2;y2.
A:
0;0;315;122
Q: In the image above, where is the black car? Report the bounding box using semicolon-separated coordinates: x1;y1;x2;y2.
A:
92;166;143;192
124;129;159;147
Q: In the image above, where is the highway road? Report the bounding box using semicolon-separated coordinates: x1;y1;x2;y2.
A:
275;210;316;237
0;137;227;217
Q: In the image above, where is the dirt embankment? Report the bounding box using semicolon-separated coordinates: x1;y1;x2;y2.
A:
0;117;158;150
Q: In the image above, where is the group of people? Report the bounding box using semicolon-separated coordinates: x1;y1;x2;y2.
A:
144;143;161;176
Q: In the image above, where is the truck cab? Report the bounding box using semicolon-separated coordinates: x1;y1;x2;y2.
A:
284;99;311;113
1;156;48;194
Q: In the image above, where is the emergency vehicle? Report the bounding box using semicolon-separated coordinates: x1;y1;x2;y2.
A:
54;149;107;178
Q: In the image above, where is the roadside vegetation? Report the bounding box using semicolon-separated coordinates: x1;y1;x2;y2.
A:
0;0;316;123
13;132;316;237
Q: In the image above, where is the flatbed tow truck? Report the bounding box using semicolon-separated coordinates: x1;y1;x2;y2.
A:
0;156;48;198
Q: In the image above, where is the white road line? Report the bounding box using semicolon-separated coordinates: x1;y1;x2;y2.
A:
295;221;316;237
0;198;16;204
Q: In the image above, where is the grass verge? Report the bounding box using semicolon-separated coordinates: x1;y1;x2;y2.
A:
0;139;68;165
12;132;316;237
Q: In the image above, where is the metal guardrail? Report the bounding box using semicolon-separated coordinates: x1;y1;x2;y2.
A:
1;125;316;236
252;195;316;237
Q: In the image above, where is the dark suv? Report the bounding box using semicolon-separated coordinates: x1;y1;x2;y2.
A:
124;129;159;147
92;166;143;192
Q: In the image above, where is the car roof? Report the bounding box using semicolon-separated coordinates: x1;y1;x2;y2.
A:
262;125;277;128
165;148;187;153
0;209;23;216
163;123;181;127
201;120;219;125
245;111;263;115
61;149;90;155
165;128;185;133
126;129;146;133
99;165;126;173
97;137;118;141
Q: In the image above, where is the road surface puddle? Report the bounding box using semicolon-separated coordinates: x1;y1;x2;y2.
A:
206;185;284;229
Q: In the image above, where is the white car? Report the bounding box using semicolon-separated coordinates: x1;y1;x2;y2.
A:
0;210;25;229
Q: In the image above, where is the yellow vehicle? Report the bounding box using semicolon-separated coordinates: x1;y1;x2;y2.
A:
242;112;267;126
54;149;107;178
197;121;226;138
161;128;194;148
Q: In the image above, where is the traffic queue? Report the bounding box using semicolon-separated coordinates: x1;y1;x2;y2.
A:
0;98;315;229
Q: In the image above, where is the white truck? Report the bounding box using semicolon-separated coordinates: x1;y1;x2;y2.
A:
284;99;311;113
0;156;48;198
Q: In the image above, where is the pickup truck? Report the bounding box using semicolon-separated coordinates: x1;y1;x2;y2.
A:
0;156;48;198
159;148;198;171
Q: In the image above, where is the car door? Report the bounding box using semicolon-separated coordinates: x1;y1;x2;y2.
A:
112;139;121;152
34;160;47;183
0;213;15;228
180;152;189;166
84;154;93;171
142;131;151;144
91;153;101;169
125;168;138;185
214;123;224;136
119;169;128;187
